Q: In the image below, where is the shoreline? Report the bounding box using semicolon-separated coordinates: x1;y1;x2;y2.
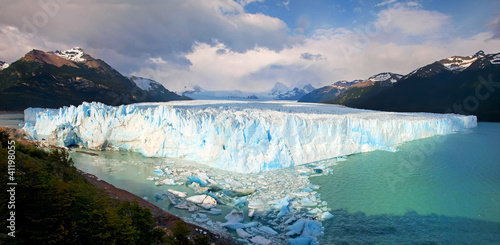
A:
81;171;235;244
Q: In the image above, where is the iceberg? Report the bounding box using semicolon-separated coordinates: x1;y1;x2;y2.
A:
23;101;477;173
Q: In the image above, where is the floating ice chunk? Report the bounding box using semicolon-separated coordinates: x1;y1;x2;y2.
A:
200;203;215;210
286;219;306;236
187;176;209;187
285;219;322;237
301;197;316;206
320;212;334;220
286;237;314;245
225;188;255;197
163;192;178;205
259;225;278;235
175;202;190;210
208;208;222;215
153;169;164;176
308;208;322;214
233;196;248;207
302;219;323;237
236;238;250;244
224;210;244;223
161;179;176;185
168;189;187;198
251;236;271;245
192;213;210;223
186;195;217;205
248;209;256;218
236;228;252;238
248;199;266;209
277;204;291;218
222;210;258;230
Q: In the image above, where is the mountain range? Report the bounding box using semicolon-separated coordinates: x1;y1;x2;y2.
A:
312;51;500;122
180;82;316;101
0;47;188;111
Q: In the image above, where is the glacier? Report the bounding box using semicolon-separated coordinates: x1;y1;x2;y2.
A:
23;101;477;173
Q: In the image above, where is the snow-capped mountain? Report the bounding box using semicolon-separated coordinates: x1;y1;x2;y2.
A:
0;48;189;110
269;82;316;100
332;79;363;88
438;50;485;72
330;51;500;121
298;79;361;103
178;82;315;101
53;47;87;62
367;72;403;83
129;76;189;102
0;61;9;70
299;74;402;103
181;83;205;96
405;51;488;79
269;82;290;97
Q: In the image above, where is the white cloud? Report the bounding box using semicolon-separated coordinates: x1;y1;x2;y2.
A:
487;16;500;39
375;0;398;7
376;7;451;36
1;0;499;95
0;0;290;69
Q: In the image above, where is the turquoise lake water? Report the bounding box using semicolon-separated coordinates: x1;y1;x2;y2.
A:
312;122;500;244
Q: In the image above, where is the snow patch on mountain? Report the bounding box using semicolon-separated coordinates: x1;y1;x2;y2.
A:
54;47;86;62
181;83;205;96
332;80;363;88
491;54;500;65
367;72;402;83
0;61;8;70
439;50;485;72
269;82;290;96
130;76;161;91
269;82;316;100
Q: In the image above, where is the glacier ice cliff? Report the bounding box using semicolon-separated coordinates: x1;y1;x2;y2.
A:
23;101;477;173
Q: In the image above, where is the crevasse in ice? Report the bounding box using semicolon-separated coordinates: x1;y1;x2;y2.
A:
23;101;477;173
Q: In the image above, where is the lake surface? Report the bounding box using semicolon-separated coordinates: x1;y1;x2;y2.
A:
1;114;499;244
0;113;24;129
312;122;500;244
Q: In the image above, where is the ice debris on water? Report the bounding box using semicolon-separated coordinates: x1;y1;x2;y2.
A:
131;158;341;244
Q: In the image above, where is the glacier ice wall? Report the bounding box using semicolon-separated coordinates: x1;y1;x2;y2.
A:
23;101;477;173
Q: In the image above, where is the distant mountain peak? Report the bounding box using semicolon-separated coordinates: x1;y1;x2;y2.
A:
0;61;8;70
269;82;289;96
302;83;316;92
473;50;485;58
439;51;485;72
53;47;87;62
181;83;204;96
332;79;363;88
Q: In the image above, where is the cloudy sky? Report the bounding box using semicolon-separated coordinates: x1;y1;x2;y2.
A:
0;0;499;92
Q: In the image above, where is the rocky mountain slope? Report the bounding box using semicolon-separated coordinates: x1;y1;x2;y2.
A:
328;51;500;121
0;48;188;110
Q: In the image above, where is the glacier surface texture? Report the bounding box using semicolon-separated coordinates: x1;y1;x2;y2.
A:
24;101;477;173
